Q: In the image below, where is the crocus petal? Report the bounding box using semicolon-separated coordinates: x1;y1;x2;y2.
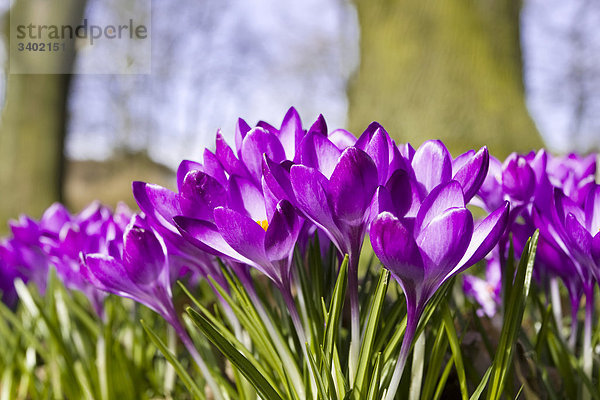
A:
235;117;252;155
82;254;135;296
566;212;593;259
290;165;343;249
385;169;421;218
261;177;279;222
215;131;250;178
179;170;227;221
412;140;452;193
501;154;535;202
202;149;228;186
308;114;327;136
257;120;278;135
265;200;300;262
262;155;296;205
123;225;166;286
415;180;465;237
58;223;84;258
554;188;586;226
453;201;510;275
40;203;71;233
355;121;382;150
227;176;267;222
241;127;286;183
584;185;600;233
213;207;270;267
417;207;473;284
9;216;39;245
174;216;256;265
477;156;504;211
278;107;303;160
452;150;474;173
328;147;378;225
452;147;489;203
328;129;357;150
132;182;181;231
371;186;394;217
592;233;600;268
363;128;390;184
176;160;203;192
370;212;424;285
298;131;341;179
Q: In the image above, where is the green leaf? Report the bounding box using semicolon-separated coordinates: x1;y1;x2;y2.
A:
140;319;206;400
324;255;348;359
486;230;538;400
186;307;284;400
366;353;382;400
441;301;468;400
306;343;329;399
354;269;390;397
470;367;492;400
421;324;449;400
433;357;454;400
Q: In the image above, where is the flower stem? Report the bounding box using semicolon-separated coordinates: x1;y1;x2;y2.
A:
569;295;579;351
168;314;223;400
582;286;594;400
385;309;418;400
348;250;361;386
409;329;426;400
550;277;563;338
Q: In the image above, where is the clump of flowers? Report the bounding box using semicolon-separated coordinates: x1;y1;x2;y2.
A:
0;108;598;400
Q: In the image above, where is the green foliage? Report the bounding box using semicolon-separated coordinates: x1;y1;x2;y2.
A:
0;270;209;399
4;229;600;400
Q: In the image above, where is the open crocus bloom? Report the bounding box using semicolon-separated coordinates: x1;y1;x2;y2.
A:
371;180;509;320
371;179;509;399
174;198;301;292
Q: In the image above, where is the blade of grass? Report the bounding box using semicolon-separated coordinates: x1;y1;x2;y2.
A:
354;269;390;397
140;319;206;400
186;307;284;400
486;230;538;400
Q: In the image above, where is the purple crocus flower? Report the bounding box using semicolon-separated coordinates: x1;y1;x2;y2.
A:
81;214;223;399
412;140;489;203
547;184;599;384
0;241;29;307
82;215;173;318
371;179;509;400
284;144;379;378
4;215;50;292
174;198;301;297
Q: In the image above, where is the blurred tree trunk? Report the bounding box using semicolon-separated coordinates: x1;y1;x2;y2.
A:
0;0;85;230
348;0;543;157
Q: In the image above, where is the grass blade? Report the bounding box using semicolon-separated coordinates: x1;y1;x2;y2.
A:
186;307;284;400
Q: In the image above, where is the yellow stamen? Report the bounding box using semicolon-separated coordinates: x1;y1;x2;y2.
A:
257;220;269;231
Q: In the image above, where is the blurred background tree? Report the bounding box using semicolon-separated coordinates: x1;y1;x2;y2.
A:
0;0;86;229
348;0;542;157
